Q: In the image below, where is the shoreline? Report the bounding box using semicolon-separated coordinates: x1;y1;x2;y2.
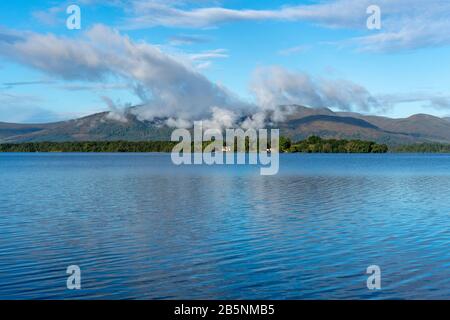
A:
1;137;450;153
1;151;450;154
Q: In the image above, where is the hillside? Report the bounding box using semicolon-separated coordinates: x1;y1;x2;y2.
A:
0;112;173;143
1;105;450;146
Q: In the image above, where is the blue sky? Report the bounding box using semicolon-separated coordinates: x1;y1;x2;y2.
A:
0;0;450;123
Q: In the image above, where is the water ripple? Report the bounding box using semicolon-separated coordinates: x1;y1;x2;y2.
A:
0;153;449;299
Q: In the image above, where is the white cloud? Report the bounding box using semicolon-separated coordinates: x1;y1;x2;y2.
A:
377;93;450;111
168;34;211;46
189;48;228;61
0;25;247;122
1;19;449;127
250;66;381;112
202;106;238;130
188;48;228;69
124;0;368;29
425;96;450;110
194;61;212;70
102;96;130;122
278;45;310;56
166;117;192;128
240;111;267;130
32;7;64;26
121;0;450;52
29;0;450;52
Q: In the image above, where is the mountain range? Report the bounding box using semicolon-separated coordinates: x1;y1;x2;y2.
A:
1;105;450;146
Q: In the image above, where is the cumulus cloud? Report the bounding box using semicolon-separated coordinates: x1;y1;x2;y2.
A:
0;25;247;122
240;111;267;130
202;106;239;130
166;117;192;129
250;66;381;112
2;21;448;128
101;96;130;122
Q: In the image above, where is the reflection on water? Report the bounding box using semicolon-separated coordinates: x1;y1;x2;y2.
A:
0;153;449;299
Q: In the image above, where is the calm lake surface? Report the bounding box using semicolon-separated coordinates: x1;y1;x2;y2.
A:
0;153;449;299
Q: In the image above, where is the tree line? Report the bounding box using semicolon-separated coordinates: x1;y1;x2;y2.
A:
393;143;450;153
280;136;389;153
0;141;178;153
3;138;449;153
0;136;389;153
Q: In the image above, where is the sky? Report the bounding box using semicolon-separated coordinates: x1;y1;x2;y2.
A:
0;0;450;124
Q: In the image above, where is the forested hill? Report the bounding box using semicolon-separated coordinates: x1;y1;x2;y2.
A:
2;105;450;146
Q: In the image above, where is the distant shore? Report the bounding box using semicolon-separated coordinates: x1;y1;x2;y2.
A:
1;136;450;153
